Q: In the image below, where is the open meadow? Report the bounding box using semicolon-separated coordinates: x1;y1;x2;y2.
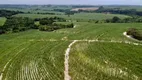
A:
0;17;6;26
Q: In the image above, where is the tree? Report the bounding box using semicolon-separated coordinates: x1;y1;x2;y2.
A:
1;17;35;34
39;18;54;25
127;28;142;40
98;6;104;10
111;16;120;23
39;25;53;31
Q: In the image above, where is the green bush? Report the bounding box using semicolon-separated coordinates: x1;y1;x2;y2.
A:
127;28;142;40
39;25;54;31
39;23;74;32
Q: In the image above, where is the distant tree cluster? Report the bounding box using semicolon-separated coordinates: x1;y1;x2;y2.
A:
38;17;74;31
53;9;70;12
0;5;28;9
0;10;23;17
39;23;74;31
37;12;56;15
71;5;97;8
65;11;77;17
0;17;35;34
35;17;66;22
96;6;142;16
88;16;142;23
104;16;142;23
39;18;54;25
127;28;142;40
0;16;74;34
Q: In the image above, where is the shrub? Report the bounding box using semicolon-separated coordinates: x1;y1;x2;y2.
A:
39;18;54;25
127;28;142;40
39;25;54;31
111;16;120;23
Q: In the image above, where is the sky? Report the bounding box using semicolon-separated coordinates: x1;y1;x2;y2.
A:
0;0;142;5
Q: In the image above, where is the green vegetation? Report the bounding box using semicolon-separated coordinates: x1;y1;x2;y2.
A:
0;22;142;80
0;9;23;17
69;42;142;80
0;17;35;34
96;6;142;16
104;6;142;11
14;13;129;21
0;17;73;34
38;17;74;31
0;5;142;80
0;40;70;80
127;28;142;40
103;16;142;23
63;23;142;41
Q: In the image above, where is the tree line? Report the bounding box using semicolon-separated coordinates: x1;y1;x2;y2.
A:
0;17;35;34
0;10;23;17
0;16;74;34
38;18;74;31
34;17;66;22
104;16;142;23
96;6;142;16
89;16;142;23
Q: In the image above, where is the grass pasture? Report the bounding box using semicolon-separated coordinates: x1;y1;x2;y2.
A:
0;17;6;26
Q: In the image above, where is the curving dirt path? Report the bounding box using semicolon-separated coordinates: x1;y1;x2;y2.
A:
123;32;142;42
64;38;142;80
64;40;78;80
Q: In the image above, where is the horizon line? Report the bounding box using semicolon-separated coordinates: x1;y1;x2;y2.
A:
0;4;142;6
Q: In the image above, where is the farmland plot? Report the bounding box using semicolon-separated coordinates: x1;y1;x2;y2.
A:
14;13;129;21
65;23;142;41
0;40;70;80
69;41;142;80
0;22;142;80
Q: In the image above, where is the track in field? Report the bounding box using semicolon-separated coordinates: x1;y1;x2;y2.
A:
69;41;142;80
0;39;142;80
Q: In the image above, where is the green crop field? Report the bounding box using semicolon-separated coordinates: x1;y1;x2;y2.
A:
0;22;142;80
0;17;6;26
55;22;142;41
69;41;142;80
0;37;70;80
1;41;70;80
14;12;130;21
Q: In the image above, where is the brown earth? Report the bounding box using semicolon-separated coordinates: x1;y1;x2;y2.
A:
71;7;99;11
